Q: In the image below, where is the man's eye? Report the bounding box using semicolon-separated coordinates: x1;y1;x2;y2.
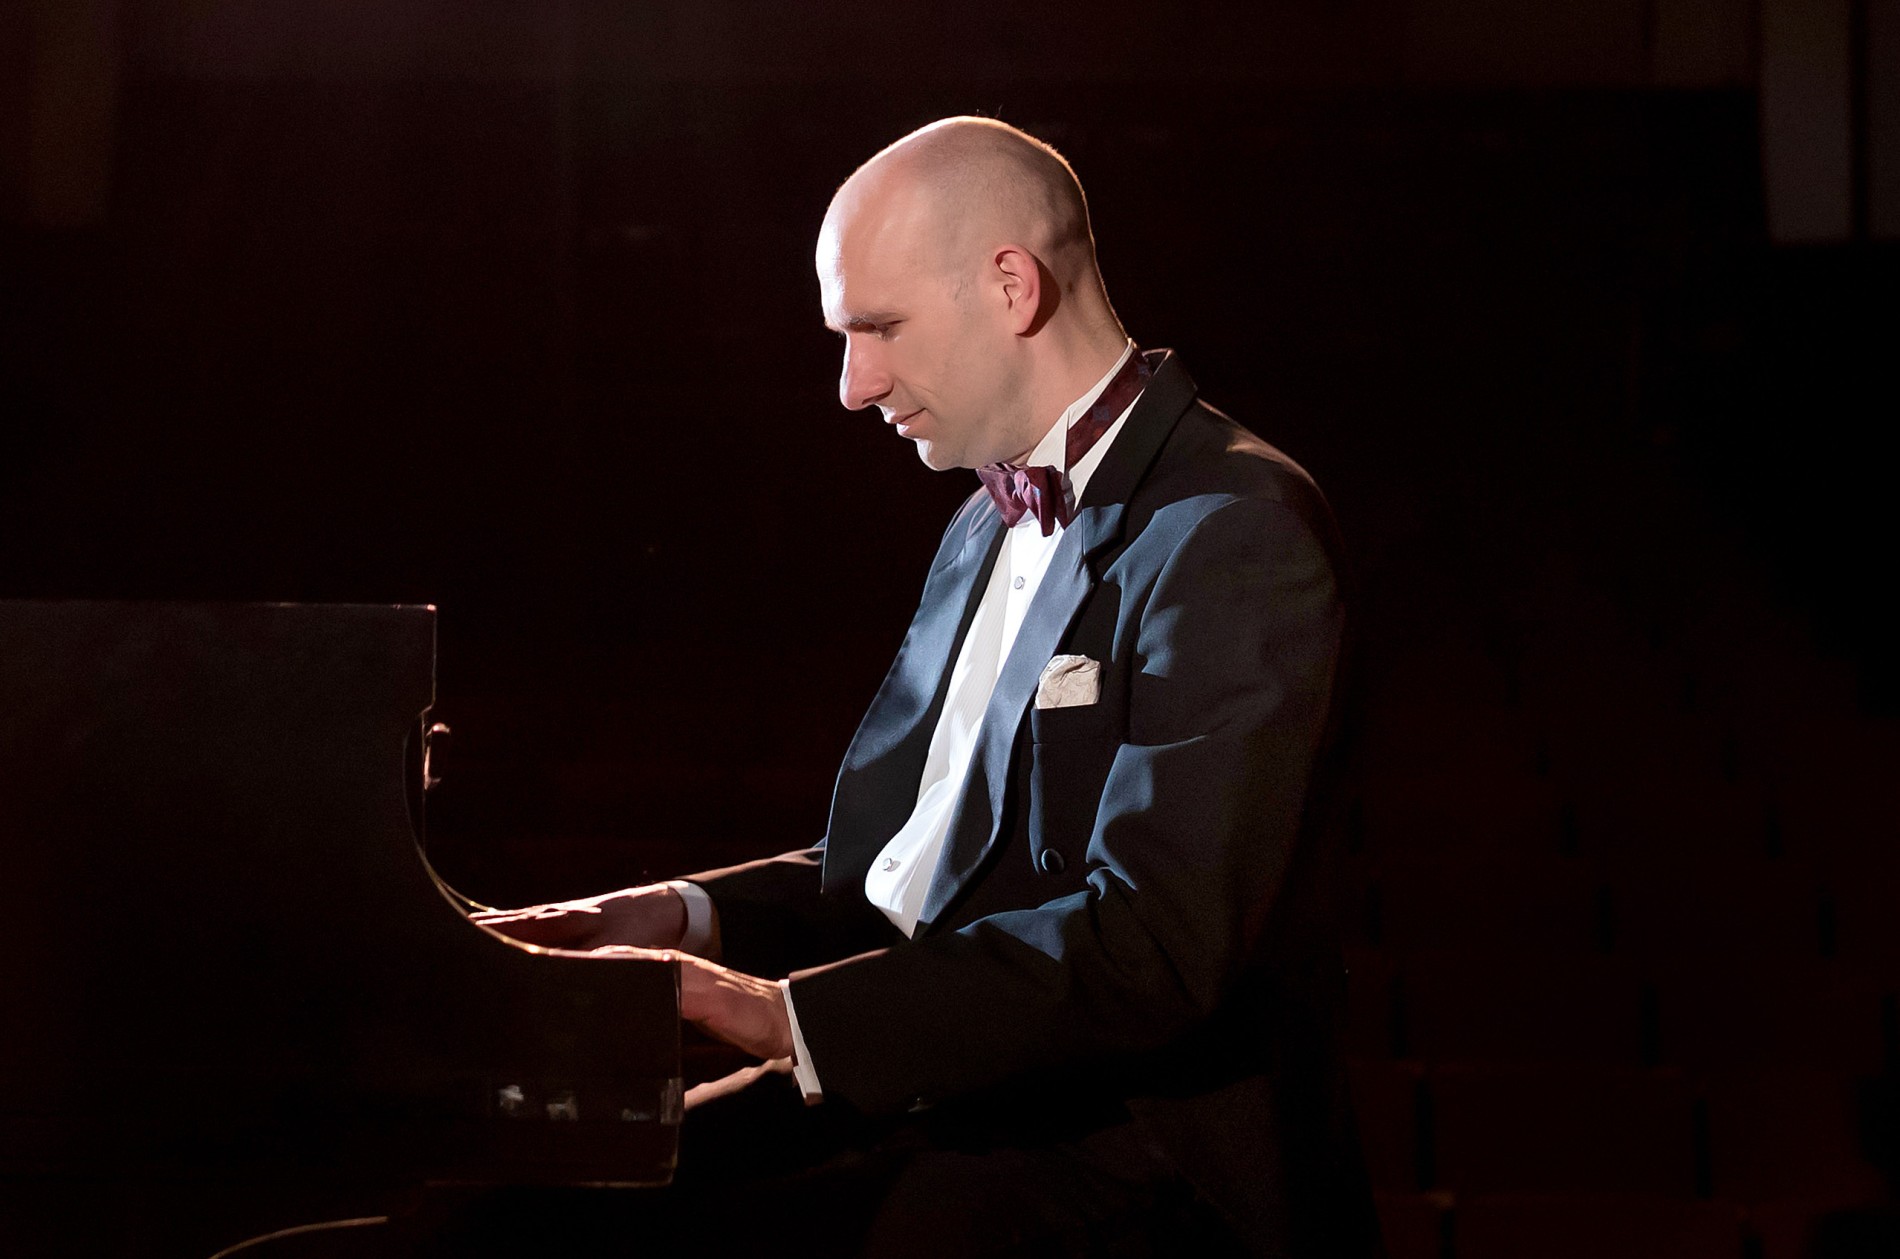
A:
873;323;899;339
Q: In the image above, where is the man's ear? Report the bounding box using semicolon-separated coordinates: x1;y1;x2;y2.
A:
991;245;1045;335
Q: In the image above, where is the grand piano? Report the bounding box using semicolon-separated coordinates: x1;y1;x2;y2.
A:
0;601;682;1256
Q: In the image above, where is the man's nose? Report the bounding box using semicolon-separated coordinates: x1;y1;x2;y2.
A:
839;339;890;411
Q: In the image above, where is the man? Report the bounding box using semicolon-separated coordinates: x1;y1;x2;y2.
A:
479;117;1379;1257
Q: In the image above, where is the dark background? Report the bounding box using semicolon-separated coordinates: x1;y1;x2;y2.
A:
4;3;1898;1253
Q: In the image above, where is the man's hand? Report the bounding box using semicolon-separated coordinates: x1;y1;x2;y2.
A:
673;952;795;1061
583;946;795;1062
471;884;687;951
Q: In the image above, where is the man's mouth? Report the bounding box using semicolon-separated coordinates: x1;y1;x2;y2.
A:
889;409;924;437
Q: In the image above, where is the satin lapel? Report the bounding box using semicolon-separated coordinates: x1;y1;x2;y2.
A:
916;349;1200;928
820;497;1005;894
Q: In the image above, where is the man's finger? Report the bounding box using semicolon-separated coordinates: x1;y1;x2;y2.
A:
683;1058;793;1111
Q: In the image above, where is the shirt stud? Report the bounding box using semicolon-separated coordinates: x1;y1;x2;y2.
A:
882;856;900;872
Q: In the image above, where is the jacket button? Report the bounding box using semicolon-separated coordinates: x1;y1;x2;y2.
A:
1039;848;1066;874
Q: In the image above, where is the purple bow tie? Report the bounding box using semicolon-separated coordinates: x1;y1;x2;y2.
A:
976;350;1150;536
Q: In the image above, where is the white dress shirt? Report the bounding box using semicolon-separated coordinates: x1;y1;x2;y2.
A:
678;343;1143;1101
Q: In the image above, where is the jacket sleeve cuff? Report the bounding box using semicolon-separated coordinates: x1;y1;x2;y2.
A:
663;880;721;960
779;978;824;1104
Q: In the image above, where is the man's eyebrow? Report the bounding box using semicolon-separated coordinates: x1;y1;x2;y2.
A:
827;310;902;333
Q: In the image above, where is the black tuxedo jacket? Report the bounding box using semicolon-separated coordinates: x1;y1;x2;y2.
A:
693;351;1380;1256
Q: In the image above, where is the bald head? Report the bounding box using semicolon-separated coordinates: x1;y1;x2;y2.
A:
821;117;1111;315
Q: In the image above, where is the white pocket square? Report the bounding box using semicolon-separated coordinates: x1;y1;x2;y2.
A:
1035;654;1100;709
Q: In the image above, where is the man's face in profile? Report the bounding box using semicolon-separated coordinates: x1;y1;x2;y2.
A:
818;194;1018;472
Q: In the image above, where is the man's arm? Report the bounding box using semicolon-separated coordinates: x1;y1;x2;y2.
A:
471;843;896;1050
470;841;888;959
684;848;900;978
471;883;691;950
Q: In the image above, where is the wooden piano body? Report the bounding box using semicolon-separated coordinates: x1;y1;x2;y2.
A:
0;601;681;1256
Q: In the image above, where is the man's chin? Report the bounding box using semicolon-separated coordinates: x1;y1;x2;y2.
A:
913;440;964;473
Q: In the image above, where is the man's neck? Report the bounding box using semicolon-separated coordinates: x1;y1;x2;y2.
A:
1002;327;1132;465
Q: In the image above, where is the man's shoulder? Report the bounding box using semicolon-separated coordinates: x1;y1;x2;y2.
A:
1135;397;1339;554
